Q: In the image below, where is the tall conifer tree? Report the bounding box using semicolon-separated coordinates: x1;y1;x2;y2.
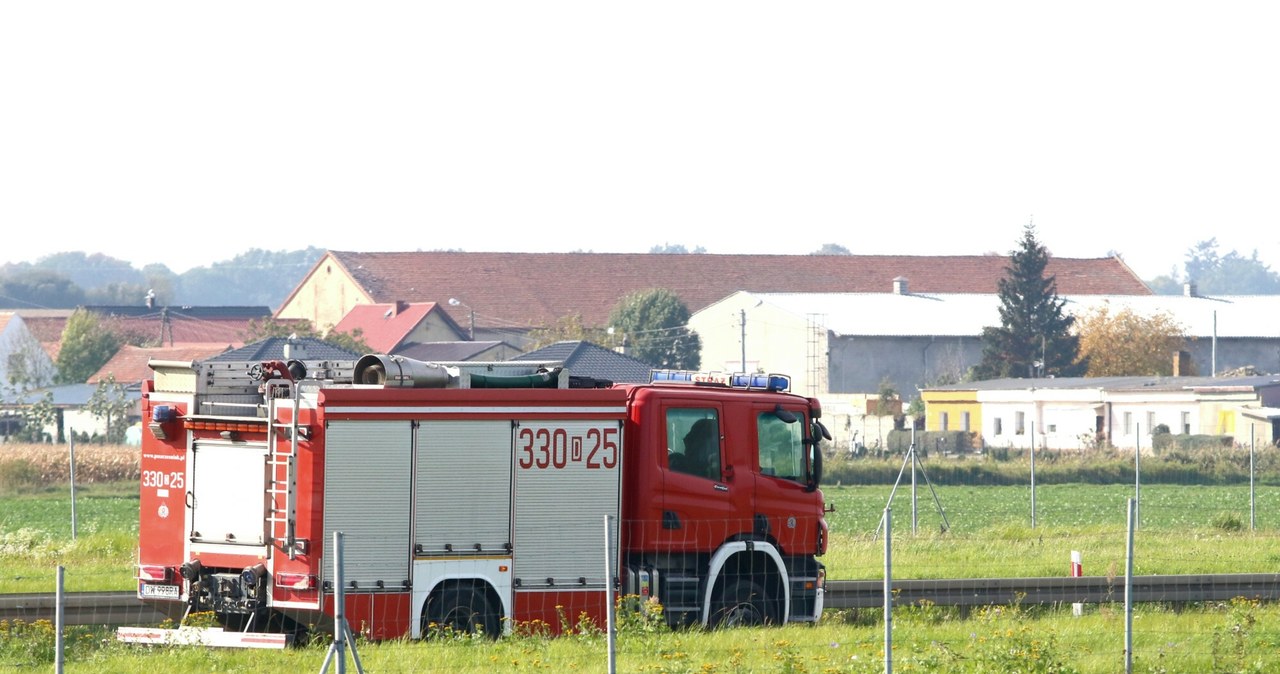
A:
974;224;1085;379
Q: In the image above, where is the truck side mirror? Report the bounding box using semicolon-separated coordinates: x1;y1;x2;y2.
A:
804;442;823;492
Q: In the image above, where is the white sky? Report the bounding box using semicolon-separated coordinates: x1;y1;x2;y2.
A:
2;2;1278;280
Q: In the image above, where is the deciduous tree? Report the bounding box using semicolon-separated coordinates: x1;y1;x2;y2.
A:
526;313;616;351
607;288;701;370
55;309;122;384
1074;306;1190;376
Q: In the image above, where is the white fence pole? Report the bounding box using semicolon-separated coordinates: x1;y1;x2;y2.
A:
883;507;893;674
1030;422;1036;529
1251;428;1256;531
69;431;77;541
1133;425;1141;530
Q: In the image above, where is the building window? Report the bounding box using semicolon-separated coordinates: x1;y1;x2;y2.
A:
1047;424;1057;433
994;418;1003;436
1123;411;1133;435
940;412;949;431
1146;411;1156;434
1015;412;1025;435
962;412;971;432
1181;411;1191;434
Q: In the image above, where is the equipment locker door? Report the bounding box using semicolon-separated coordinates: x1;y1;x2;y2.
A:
188;440;269;546
323;420;413;590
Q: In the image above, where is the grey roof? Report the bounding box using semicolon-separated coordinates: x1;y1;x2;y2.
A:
737;292;1280;338
208;337;361;362
515;341;653;384
926;374;1280;393
1;383;141;407
86;305;273;319
396;341;510;362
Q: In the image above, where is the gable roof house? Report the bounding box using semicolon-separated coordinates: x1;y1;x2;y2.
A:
275;251;1150;348
329;301;468;354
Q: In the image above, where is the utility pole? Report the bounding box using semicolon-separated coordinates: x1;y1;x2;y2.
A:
740;309;746;372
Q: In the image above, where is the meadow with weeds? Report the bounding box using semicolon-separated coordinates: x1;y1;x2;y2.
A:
3;596;1279;672
5;442;1280;670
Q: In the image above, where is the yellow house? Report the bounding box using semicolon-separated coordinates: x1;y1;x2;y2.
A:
921;388;981;435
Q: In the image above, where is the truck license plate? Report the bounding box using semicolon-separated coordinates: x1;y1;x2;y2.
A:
141;583;180;598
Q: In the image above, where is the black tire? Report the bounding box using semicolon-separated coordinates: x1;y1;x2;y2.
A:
423;585;500;639
709;578;770;628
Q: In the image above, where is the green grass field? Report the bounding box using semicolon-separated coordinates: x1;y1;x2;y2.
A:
4;481;1280;671
4;482;1279;592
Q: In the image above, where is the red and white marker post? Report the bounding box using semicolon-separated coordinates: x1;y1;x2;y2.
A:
1070;550;1083;617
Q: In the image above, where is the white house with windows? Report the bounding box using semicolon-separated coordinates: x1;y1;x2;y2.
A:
925;375;1280;452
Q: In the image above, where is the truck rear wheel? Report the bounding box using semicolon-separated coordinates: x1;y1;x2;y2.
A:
710;578;769;628
423;585;500;639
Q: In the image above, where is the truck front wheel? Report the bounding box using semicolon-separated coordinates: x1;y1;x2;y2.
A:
710;578;769;628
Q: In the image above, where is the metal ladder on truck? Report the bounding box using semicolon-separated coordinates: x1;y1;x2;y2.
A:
265;380;302;559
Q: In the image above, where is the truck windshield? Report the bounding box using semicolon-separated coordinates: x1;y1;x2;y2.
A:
757;412;803;481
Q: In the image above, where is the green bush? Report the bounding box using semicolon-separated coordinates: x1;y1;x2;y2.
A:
821;444;1280;487
886;430;976;456
0;459;43;492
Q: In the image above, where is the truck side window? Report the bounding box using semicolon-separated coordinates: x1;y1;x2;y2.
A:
757;412;802;481
666;409;721;480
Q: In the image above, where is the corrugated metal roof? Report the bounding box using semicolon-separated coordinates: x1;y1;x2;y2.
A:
747;292;1280;339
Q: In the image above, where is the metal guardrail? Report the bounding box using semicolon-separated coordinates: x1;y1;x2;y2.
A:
4;574;1280;627
824;573;1280;609
0;591;167;626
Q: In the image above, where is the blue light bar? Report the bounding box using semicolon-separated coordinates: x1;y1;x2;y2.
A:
730;373;791;392
651;370;790;392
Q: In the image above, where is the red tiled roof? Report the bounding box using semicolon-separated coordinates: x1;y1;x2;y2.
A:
332;302;437;353
88;344;234;385
324;251;1151;329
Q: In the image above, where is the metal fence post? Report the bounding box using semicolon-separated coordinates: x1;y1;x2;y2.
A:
605;515;617;674
1124;498;1135;674
320;531;365;674
55;565;65;674
1251;428;1256;531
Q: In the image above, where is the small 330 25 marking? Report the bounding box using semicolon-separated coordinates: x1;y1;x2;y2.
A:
517;426;618;470
142;470;185;489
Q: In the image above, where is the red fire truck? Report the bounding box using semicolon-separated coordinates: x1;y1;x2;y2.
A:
118;352;829;646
